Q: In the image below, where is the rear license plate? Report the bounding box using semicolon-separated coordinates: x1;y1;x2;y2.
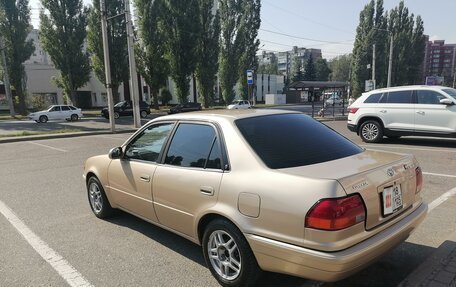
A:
382;185;403;216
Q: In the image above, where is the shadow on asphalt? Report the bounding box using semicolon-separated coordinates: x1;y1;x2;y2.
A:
377;137;456;149
104;211;436;287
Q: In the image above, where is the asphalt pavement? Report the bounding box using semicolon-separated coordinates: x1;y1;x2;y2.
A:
0;116;455;287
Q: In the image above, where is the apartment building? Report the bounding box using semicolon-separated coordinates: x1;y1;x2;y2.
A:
423;38;456;85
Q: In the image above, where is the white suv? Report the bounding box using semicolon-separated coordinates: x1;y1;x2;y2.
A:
347;85;456;143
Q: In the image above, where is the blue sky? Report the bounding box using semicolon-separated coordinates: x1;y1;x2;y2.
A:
29;0;456;59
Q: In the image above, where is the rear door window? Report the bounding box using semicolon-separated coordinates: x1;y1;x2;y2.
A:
165;123;222;169
386;91;413;104
236;114;363;169
61;106;70;111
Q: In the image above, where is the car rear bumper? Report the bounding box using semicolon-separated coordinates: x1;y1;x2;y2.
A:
347;123;357;133
246;202;427;282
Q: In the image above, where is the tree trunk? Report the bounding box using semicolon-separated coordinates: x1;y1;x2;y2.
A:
112;84;120;103
152;88;159;110
70;90;79;106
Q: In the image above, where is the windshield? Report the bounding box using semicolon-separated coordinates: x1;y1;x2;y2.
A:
236;114;363;169
46;106;54;111
442;88;456;100
114;101;126;107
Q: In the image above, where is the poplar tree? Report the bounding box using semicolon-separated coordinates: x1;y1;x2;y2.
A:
195;0;220;108
303;54;316;81
315;58;331;81
40;0;90;106
162;0;200;103
0;0;34;114
135;0;169;110
87;0;129;103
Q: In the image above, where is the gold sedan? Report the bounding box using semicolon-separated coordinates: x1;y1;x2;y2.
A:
83;109;427;286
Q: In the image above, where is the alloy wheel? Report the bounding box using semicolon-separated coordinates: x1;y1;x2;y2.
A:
361;123;379;141
89;182;103;213
207;230;242;281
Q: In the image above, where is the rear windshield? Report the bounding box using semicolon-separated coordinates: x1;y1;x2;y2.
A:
236;114;363;169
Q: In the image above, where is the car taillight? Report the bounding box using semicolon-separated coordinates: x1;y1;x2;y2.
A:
415;167;423;193
305;194;366;231
348;107;359;114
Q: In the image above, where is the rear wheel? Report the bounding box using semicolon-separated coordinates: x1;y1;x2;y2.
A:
140;110;148;118
114;112;120;119
359;120;383;143
202;219;261;287
70;114;79;121
87;176;114;219
39;115;48;123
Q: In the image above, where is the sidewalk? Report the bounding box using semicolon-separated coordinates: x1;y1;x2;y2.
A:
400;232;456;286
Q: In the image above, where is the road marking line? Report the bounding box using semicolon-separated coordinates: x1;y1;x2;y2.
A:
423;172;456;179
29;142;67;152
428;187;456;213
360;145;456;153
0;200;92;287
99;135;127;140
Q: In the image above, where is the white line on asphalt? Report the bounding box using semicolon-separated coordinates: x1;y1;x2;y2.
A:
29;141;68;152
0;200;92;287
423;172;456;179
360;145;456;153
428;187;456;213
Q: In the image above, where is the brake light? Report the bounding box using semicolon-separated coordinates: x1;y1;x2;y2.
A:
305;194;366;231
348;107;359;114
415;167;423;193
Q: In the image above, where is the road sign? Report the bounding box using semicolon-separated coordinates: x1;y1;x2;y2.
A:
247;70;253;85
365;80;375;91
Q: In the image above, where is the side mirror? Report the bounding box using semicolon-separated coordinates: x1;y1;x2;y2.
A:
109;147;123;159
440;98;454;105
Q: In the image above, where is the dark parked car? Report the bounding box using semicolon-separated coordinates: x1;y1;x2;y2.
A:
101;101;150;119
168;102;202;114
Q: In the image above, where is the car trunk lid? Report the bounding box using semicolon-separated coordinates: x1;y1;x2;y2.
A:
280;149;420;230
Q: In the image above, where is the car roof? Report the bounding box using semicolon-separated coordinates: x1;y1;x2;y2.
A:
363;85;450;95
153;109;298;123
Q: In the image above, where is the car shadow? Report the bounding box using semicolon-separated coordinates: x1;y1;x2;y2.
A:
380;137;456;148
104;212;435;287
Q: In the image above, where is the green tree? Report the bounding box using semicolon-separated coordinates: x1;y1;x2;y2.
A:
237;0;261;101
159;87;172;105
329;54;352;82
257;62;278;75
162;0;200;103
40;0;91;106
195;0;220;108
388;2;425;86
87;0;129;103
290;57;303;82
0;0;34;115
135;0;169;110
303;54;316;81
219;0;244;104
315;58;331;81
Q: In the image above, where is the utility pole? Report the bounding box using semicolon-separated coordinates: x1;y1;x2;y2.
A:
125;0;141;129
0;37;15;116
372;43;376;90
387;33;393;88
101;0;115;133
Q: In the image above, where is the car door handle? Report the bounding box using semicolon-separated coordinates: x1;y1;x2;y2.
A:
139;175;150;182
200;186;215;196
379;110;387;113
416;111;425;115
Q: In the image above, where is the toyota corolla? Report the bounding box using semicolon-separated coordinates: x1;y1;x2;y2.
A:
83;109;427;286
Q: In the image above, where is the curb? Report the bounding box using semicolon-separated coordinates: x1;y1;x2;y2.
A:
0;129;136;144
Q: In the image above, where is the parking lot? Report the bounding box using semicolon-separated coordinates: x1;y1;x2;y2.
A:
0;120;455;287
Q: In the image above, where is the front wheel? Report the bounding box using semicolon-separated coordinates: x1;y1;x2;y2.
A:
39;115;48;123
114;112;120;119
140;110;148;118
87;176;114;218
202;219;261;287
70;114;79;121
359;120;383;143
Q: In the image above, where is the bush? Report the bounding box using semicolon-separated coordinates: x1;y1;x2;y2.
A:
160;88;172;105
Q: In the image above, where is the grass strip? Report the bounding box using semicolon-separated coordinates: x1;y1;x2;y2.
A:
0;129;81;138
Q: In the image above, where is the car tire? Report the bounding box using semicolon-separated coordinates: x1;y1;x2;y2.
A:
114;112;120;119
39;115;48;123
359;120;383;143
87;176;114;219
202;218;261;287
140;110;148;118
70;114;79;121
